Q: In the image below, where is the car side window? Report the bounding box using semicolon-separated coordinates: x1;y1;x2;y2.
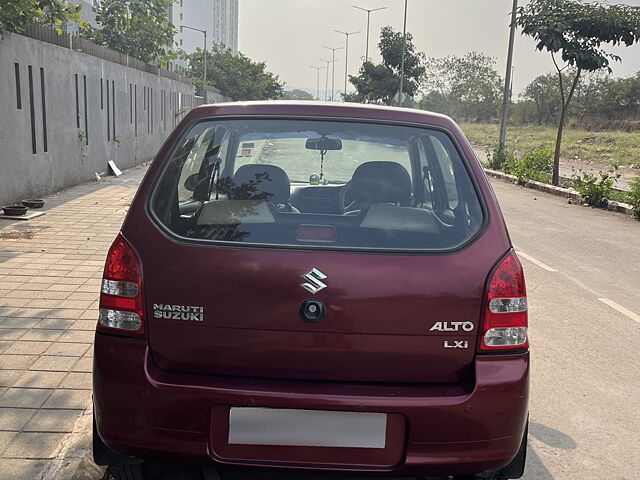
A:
177;126;230;203
415;132;482;232
415;139;434;209
429;136;459;209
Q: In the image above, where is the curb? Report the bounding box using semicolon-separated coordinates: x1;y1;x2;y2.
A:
41;407;105;480
483;168;636;216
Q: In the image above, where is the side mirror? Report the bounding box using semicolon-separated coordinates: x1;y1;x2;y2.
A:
305;137;342;151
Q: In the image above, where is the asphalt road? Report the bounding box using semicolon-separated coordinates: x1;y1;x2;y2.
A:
490;179;640;480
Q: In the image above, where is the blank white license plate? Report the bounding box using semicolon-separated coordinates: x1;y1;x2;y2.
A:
228;407;387;449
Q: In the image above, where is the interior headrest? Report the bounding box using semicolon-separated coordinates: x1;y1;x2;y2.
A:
232;164;291;204
350;161;412;205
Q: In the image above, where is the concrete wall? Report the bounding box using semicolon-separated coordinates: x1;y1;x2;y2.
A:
204;87;231;104
0;33;198;206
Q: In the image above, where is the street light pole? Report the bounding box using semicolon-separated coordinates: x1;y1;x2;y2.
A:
181;25;208;100
319;58;333;101
310;65;326;100
498;0;518;156
352;6;387;61
398;0;408;106
334;30;360;96
323;46;344;101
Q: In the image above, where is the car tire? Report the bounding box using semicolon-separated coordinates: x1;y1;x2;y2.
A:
104;464;145;480
105;463;205;480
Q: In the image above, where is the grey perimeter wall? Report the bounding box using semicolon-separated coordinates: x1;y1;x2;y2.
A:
0;33;209;206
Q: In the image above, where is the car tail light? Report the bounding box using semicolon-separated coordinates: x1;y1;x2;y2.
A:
480;250;528;351
98;234;144;335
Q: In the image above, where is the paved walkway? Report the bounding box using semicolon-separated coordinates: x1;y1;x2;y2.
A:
0;166;148;479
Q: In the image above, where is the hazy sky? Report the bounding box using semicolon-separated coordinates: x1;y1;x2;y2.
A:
238;0;640;96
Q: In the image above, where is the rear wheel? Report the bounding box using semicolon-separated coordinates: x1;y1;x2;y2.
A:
104;464;144;480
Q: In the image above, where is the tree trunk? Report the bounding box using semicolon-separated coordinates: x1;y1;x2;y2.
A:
535;99;543;125
552;106;567;185
552;68;582;186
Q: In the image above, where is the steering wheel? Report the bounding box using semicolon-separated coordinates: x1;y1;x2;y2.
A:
338;181;357;214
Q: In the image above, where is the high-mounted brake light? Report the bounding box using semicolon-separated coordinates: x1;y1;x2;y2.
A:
98;235;144;335
480;250;528;351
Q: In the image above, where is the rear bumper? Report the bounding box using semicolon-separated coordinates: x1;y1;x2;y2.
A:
93;333;529;476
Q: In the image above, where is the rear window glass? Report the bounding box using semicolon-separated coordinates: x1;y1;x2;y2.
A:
151;118;484;251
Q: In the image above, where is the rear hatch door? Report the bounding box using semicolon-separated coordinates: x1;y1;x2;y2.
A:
143;243;497;383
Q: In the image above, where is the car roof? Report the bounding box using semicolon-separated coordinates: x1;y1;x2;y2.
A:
190;101;456;128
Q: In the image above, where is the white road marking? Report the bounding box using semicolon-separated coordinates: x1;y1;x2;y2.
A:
599;298;640;325
516;251;558;272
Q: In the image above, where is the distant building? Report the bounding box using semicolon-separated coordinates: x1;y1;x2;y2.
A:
67;1;238;57
170;0;239;55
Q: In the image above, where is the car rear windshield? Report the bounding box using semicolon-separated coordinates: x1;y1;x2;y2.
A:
150;118;484;251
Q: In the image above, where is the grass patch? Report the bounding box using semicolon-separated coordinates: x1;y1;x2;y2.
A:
460;123;640;168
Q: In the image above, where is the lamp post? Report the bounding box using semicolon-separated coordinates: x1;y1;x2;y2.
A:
397;0;408;106
310;65;326;100
351;5;387;61
323;46;344;101
334;30;361;96
319;58;334;101
498;0;518;156
180;25;208;100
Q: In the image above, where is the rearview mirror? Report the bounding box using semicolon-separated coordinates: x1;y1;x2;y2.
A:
305;137;342;151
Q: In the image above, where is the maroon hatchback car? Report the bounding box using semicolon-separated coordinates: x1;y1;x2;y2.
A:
93;101;529;480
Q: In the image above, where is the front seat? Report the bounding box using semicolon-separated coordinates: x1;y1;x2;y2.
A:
345;161;412;214
231;164;299;212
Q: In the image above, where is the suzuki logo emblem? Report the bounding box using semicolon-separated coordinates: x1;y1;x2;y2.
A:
300;268;327;294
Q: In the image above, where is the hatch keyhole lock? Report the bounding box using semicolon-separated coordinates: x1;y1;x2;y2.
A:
300;300;326;323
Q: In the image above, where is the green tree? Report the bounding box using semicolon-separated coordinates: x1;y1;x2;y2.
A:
0;0;83;34
421;52;502;122
510;100;536;125
345;61;399;105
185;45;284;101
81;0;176;65
604;73;640;120
521;72;563;125
517;0;640;185
280;89;315;100
344;26;425;105
418;90;449;115
572;72;613;124
519;71;640;128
